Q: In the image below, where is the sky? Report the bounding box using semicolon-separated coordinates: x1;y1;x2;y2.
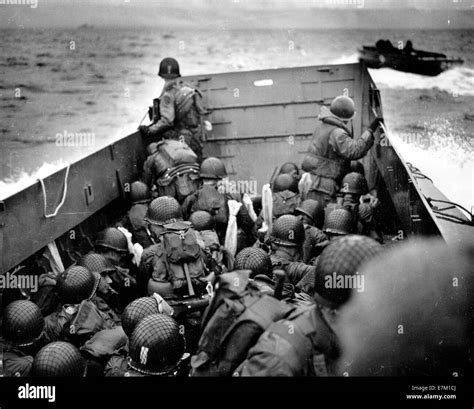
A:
0;0;473;29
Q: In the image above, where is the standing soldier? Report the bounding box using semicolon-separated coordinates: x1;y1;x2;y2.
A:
138;57;208;162
301;95;382;206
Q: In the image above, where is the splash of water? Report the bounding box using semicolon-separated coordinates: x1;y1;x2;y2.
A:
369;66;474;96
390;118;473;213
0;161;69;200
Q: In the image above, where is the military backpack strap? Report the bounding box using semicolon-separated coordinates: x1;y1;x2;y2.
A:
266;305;333;376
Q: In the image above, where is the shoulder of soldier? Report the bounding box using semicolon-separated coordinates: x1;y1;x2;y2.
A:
3;351;33;377
141;243;163;260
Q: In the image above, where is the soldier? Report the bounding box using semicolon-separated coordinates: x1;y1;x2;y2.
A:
138;57;208;161
117;181;153;249
301;95;382;206
181;157;255;246
43;266;116;346
234;247;273;279
0;300;45;376
236;235;382;377
189;210;234;275
271;162;300;193
31;341;86;377
102;296;169;377
95;227;138;309
340;172;382;242
294;199;327;263
269;215;309;285
323;207;354;239
77;252;122;323
105;314;186;377
337;239;474;376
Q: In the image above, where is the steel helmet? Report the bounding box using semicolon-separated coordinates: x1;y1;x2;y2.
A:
145;196;182;225
273;174;295;193
270;215;305;247
158;57;180;79
314;235;382;307
129;314;185;376
32;342;86;377
234;247;272;278
279;162;299;177
323;208;353;236
340;172;369;195
337;239;474;376
189;210;214;231
77;252;115;274
295;199;325;229
2;300;45;347
200;157;227;180
330;96;355;120
130;181;151;204
95;227;129;254
57;266;99;304
121;297;163;337
349;161;365;176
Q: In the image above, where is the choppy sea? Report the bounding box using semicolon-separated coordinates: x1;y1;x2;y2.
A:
1;27;473;210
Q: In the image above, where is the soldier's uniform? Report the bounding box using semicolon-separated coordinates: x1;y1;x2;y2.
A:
147;79;206;161
235;305;339;377
301;97;377;204
0;345;34;377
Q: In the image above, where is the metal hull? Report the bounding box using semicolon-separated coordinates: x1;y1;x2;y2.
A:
0;63;471;274
359;47;463;76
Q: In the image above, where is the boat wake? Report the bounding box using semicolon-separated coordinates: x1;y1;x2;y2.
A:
390;118;473;214
369;66;474;96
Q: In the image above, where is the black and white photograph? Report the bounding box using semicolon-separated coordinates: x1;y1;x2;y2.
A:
0;0;473;408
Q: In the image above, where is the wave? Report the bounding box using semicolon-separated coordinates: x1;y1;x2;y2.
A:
389;119;473;213
369;66;474;96
328;53;474;96
0;161;69;200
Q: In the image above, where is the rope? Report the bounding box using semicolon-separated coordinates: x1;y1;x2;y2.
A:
425;197;473;226
139;110;149;126
406;162;433;183
38;164;70;218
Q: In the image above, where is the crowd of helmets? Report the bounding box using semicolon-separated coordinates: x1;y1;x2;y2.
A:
1;148;472;378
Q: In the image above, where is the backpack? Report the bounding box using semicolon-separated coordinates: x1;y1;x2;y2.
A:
196;229;234;275
189;270;293;377
149;221;209;298
272;190;300;219
156;164;201;203
236;304;339;377
193;185;228;225
43;300;116;347
152;140;198;178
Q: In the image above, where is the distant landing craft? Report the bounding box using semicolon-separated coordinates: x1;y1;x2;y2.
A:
358;39;464;76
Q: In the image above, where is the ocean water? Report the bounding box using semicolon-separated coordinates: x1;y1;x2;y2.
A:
0;27;473;210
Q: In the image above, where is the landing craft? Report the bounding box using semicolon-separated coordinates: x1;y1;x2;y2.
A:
359;40;464;76
0;63;472;277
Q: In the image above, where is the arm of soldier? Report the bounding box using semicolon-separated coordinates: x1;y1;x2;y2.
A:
235;332;298;377
236;202;257;240
143;156;154;188
330;128;374;161
148;92;176;136
181;193;197;221
284;261;316;285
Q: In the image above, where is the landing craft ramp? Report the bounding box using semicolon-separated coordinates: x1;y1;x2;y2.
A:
0;63;471;274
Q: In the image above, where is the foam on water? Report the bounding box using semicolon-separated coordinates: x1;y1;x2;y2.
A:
0;161;69;200
369;66;474;96
389;119;473;214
